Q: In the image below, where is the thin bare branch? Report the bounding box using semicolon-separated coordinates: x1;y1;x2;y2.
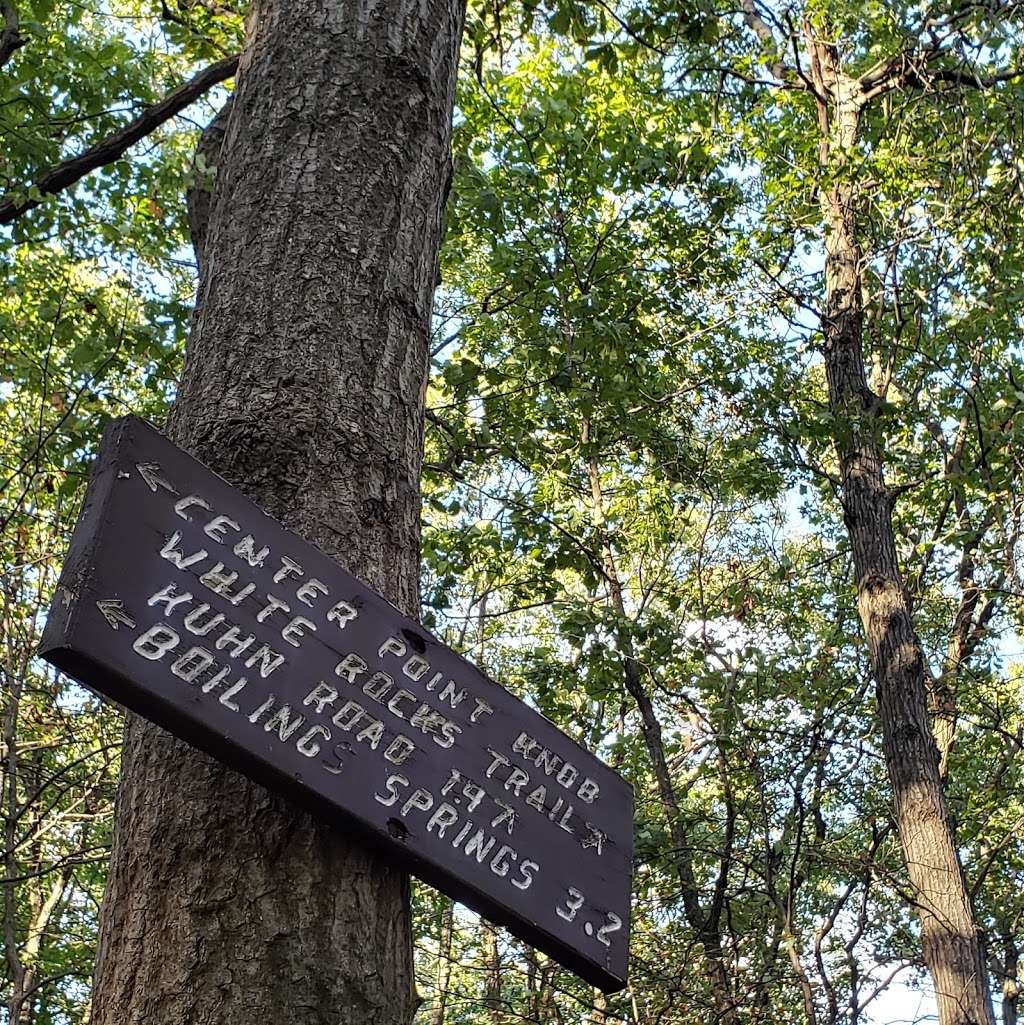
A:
0;54;238;225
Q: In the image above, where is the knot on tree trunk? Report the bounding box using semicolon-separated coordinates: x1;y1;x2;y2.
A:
857;571;903;613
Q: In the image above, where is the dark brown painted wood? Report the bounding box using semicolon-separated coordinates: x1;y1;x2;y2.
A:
40;416;633;993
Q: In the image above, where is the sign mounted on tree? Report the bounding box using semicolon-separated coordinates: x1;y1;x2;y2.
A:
40;416;632;992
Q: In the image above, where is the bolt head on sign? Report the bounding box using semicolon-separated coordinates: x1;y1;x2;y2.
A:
39;417;633;992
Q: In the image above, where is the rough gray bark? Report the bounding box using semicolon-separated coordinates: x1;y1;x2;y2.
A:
808;33;994;1025
89;2;465;1022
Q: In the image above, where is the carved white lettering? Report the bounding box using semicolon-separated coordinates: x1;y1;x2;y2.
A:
148;583;193;616
170;646;214;683
451;820;474;848
409;704;449;739
535;748;563;777
490;844;516;877
470;698;494;724
273;556;303;584
183;603;225;636
200;561;237;592
557;888;584;922
256;593;290;623
295;578;328;607
436;720;461;749
582;822;606;855
401;788;434;817
464;829;496;863
243;643;285;678
233;534;270;568
362;671;394;702
374;774;409;807
332;700;367;731
200;562;255;606
513;731;538;760
505;767;529;796
545;797;574;832
321;745;345;775
204;514;240;544
441;769;463;796
133;624;180;660
247;694;276;724
512;860;538;890
355;719;384;749
281;615;315;647
217;676;248;710
386;688;417;720
426;803;460;838
459;779;485;812
174;494;210;521
378;635;406;660
438;680;466;709
335;652;367;682
199;666;245;705
264;703;304;741
296;724;330;757
215;626;255;658
383;735;415;765
491;800;517;835
326;600;358;630
402;655;430;681
303;682;339;714
201;666;230;694
160;532;207;570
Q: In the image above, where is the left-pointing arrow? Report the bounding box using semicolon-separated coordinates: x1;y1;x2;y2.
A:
135;462;178;495
96;600;136;631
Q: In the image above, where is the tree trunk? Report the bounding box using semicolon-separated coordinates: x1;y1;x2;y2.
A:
812;48;994;1025
429;899;455;1025
481;923;502;1024
998;935;1019;1025
89;2;465;1022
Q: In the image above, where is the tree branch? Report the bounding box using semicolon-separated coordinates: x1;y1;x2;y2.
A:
739;0;807;89
861;47;1024;100
0;54;238;226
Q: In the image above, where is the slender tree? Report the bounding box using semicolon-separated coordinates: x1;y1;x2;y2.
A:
87;1;465;1022
719;5;1024;1021
808;32;994;1024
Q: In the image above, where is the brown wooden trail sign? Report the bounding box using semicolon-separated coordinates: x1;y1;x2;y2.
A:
39;416;633;992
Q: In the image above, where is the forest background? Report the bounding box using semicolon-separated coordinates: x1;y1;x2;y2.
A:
3;1;1024;1023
